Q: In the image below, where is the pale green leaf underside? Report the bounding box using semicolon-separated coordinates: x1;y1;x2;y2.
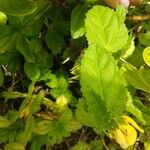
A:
85;6;128;52
80;45;127;133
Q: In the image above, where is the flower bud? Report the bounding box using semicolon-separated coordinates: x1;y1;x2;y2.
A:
104;0;129;8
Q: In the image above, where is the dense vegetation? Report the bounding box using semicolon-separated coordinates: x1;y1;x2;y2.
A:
0;0;150;149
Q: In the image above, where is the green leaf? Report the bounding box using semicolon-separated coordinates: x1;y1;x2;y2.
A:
80;44;127;133
70;141;89;150
0;26;17;52
0;51;21;72
34;121;52;135
76;99;93;127
126;45;145;67
0;67;4;86
143;45;150;66
123;65;150;93
30;90;44;114
139;32;150;46
24;62;40;80
22;21;41;37
0;11;7;24
0;116;12;128
45;30;64;54
18;116;35;144
85;6;128;52
90;140;103;150
126;97;150;125
4;143;25;150
17;36;35;63
30;135;50;150
0;0;37;16
71;4;88;39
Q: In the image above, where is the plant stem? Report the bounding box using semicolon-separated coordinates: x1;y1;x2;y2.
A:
0;91;56;109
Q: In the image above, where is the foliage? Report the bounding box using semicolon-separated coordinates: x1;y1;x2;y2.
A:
0;0;150;149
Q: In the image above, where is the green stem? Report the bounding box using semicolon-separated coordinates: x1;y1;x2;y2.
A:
0;91;56;109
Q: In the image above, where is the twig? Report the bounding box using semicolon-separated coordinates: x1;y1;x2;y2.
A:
127;14;150;21
102;139;109;150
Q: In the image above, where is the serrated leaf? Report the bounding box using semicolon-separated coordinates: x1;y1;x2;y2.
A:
4;143;25;150
0;0;37;16
47;108;73;145
123;65;150;93
71;4;88;39
76;99;93;127
80;44;127;133
85;6;128;52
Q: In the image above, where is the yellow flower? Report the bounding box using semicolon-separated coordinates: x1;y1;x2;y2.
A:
109;115;144;149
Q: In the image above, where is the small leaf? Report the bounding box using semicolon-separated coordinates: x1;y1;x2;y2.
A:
126;96;146;125
24;62;40;80
70;141;89;150
18;115;35;144
143;45;150;66
30;90;45;114
0;26;17;52
17;36;35;63
45;30;64;54
0;11;7;24
123;65;150;93
71;4;88;39
139;32;150;46
0;0;37;16
4;143;25;150
34;120;51;135
0;116;12;128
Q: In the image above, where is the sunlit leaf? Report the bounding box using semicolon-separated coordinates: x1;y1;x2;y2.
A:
143;45;150;66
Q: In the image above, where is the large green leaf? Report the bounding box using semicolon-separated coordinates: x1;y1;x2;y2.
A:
80;44;127;133
0;0;37;16
85;6;128;52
